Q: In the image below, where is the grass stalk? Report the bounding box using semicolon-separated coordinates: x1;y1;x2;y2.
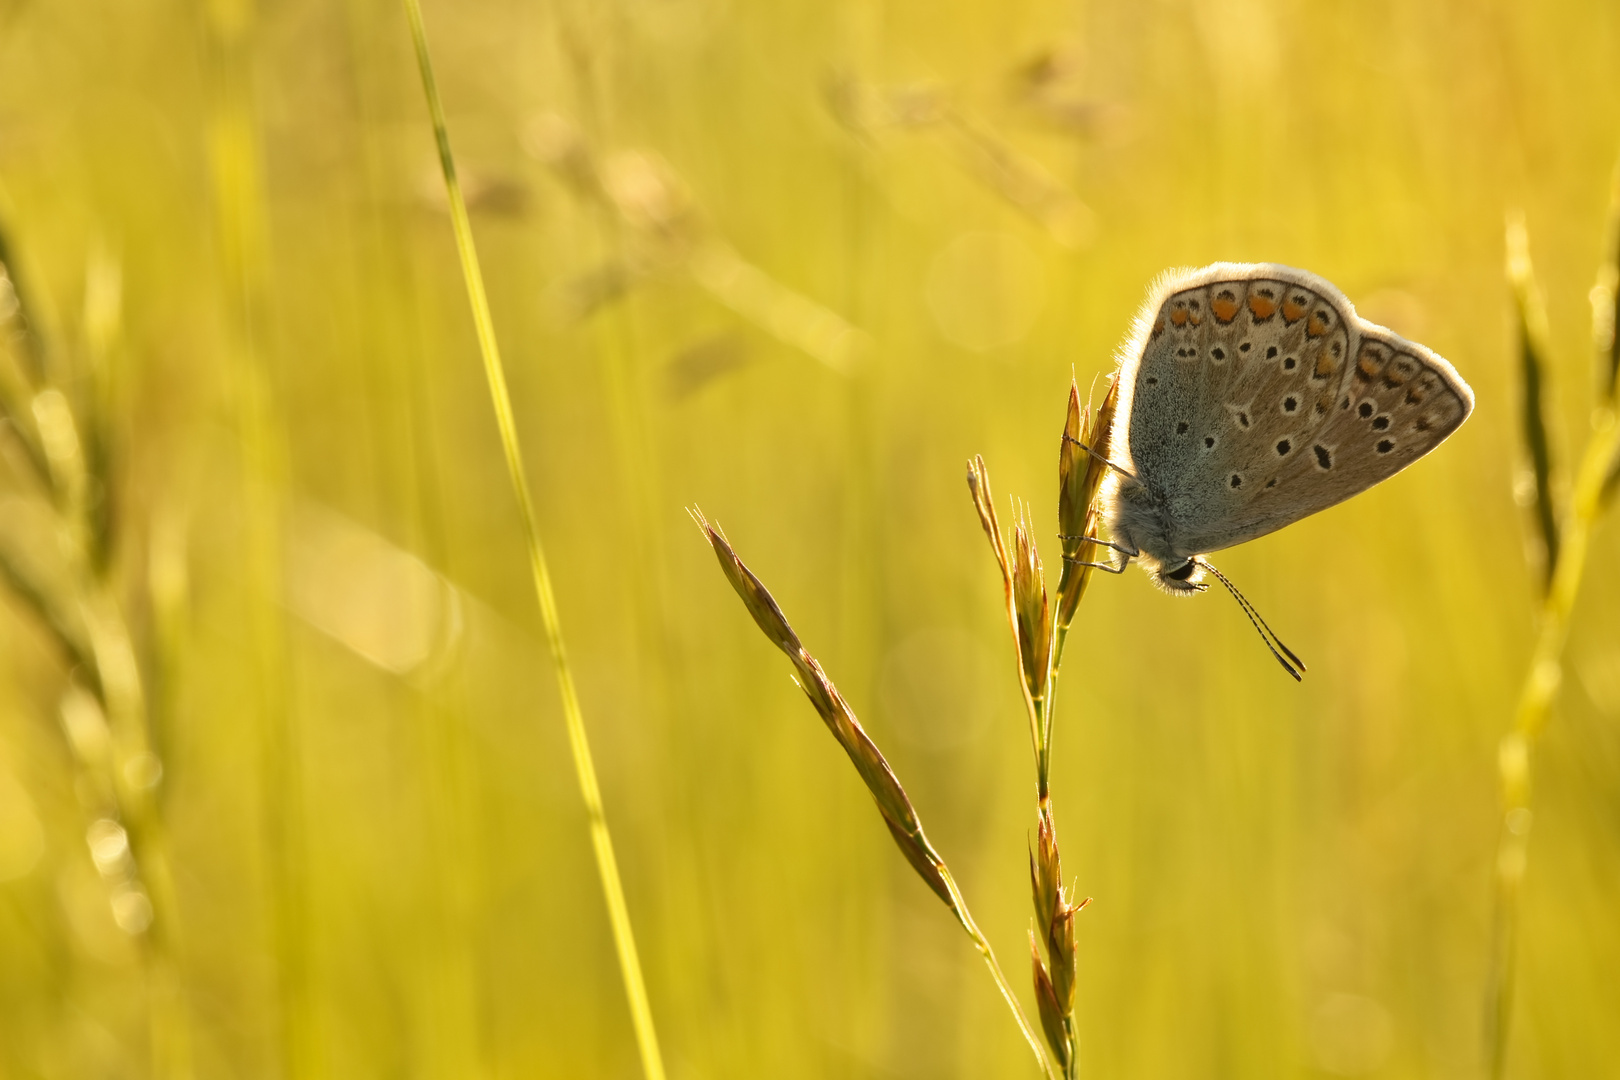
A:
1506;213;1561;587
331;8;491;1065
198;6;309;1070
692;514;1060;1080
1488;406;1619;1078
1487;194;1620;1079
968;378;1116;1079
0;220;192;1077
401;6;668;1078
942;870;1064;1080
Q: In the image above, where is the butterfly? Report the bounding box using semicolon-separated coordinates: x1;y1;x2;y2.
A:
1084;263;1475;678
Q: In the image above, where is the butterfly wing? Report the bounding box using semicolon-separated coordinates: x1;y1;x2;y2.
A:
1112;264;1473;556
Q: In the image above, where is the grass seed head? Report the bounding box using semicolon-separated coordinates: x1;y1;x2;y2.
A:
1032;806;1080;1008
1057;381;1089;547
1031;805;1062;929
1013;506;1051;701
1030;934;1072;1071
796;657;921;837
694;510;964;912
1048;903;1078;1009
1507;212;1562;589
1079;376;1120;528
883;814;953;905
967;455;1012;583
1056;374;1119;630
690;508;801;656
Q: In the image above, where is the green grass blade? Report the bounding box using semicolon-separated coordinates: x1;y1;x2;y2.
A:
1597;159;1620;403
400;5;668;1078
1487;208;1620;1080
1507;212;1560;589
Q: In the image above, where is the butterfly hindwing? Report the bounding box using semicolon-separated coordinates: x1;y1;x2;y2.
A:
1117;264;1473;556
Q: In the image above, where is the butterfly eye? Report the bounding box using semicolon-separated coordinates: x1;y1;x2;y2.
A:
1164;560;1197;582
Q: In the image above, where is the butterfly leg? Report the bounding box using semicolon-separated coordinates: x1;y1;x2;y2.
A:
1057;534;1139;558
1057;535;1132;573
1065;558;1128;574
1061;432;1137;480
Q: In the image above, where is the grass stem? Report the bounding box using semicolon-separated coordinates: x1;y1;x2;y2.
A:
695;514;1060;1080
0;213;195;1078
401;5;668;1078
1488;200;1620;1078
942;870;1063;1080
198;7;308;1068
1487;405;1618;1078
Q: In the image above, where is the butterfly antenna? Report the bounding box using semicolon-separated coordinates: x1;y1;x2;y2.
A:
1198;560;1307;682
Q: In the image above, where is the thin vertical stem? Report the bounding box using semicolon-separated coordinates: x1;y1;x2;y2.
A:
200;4;308;1071
400;6;668;1079
1487;408;1620;1078
1507;214;1561;586
940;871;1062;1080
1487;196;1620;1076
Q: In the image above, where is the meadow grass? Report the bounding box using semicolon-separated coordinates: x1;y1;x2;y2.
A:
0;218;189;1074
1489;177;1620;1080
198;2;310;1071
693;506;1058;1079
0;3;1618;1077
403;3;666;1078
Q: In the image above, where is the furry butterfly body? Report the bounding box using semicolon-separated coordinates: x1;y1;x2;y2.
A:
1101;263;1474;593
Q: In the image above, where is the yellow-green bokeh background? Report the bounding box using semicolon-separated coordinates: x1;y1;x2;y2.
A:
1;0;1618;1076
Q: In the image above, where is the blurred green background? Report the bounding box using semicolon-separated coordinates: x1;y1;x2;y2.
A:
0;0;1617;1077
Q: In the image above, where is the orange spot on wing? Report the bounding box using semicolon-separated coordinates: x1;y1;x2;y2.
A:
1315;352;1336;379
1281;298;1308;322
1306;312;1328;337
1151;317;1165;339
1170;308;1189;327
1248;293;1277;320
1211;291;1240;323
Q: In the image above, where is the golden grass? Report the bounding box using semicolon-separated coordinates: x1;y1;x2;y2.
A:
0;3;1618;1077
1489;175;1620;1080
0;220;188;1075
403;3;666;1077
693;507;1058;1078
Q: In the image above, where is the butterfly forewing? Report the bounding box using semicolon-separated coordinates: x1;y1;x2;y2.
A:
1121;265;1473;555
